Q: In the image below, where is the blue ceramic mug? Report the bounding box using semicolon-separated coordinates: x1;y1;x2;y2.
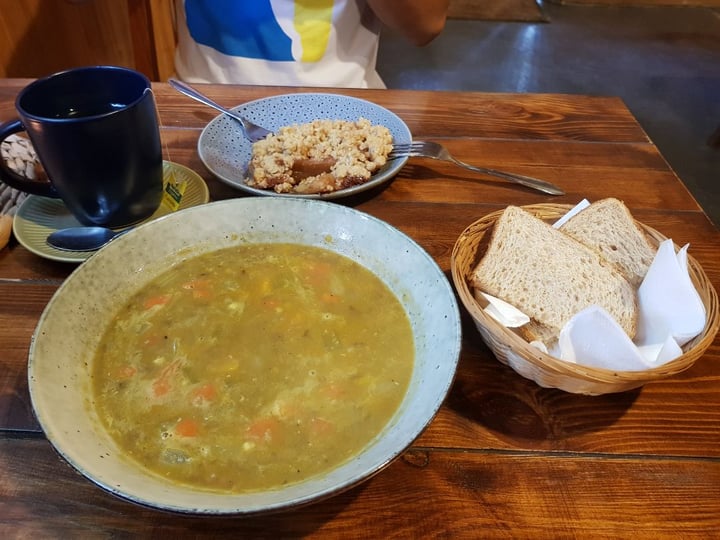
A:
0;66;163;228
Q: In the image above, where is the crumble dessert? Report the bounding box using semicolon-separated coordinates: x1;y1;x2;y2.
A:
247;118;393;194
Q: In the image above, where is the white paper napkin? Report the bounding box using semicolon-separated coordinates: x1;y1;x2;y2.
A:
635;240;706;348
474;289;529;328
556;305;652;370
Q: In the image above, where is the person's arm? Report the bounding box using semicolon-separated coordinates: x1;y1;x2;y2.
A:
366;0;449;46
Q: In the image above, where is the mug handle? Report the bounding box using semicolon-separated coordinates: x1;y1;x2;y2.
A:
0;120;58;198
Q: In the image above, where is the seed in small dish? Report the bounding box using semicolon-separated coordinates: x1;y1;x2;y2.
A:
247;118;393;194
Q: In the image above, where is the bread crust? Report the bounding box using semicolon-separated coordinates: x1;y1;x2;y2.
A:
559;198;656;287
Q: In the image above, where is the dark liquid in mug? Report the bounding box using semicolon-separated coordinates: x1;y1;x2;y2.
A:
53;102;127;119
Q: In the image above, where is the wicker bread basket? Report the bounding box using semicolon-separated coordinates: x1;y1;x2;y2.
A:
451;203;720;395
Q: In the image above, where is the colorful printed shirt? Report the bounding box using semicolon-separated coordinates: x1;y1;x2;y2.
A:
174;0;385;88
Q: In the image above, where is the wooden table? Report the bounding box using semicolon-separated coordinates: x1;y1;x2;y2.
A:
1;81;719;538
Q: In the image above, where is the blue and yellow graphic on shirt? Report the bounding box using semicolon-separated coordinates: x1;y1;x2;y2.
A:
184;0;334;62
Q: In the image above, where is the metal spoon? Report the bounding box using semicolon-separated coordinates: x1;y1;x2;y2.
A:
167;78;273;142
46;226;132;252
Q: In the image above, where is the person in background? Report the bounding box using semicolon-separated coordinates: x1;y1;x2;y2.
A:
174;0;449;88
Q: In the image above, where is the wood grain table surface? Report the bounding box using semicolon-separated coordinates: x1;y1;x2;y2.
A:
1;80;718;539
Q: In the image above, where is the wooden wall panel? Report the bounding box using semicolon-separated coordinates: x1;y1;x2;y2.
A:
0;0;135;79
127;0;176;81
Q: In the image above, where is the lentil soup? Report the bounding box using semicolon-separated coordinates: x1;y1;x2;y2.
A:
92;243;414;493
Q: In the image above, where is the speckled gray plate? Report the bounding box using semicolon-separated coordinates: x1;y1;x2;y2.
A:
197;93;411;199
28;197;461;515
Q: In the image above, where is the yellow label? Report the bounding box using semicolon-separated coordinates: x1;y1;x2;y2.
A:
161;172;187;212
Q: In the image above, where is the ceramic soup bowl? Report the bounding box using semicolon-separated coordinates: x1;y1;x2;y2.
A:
28;197;461;515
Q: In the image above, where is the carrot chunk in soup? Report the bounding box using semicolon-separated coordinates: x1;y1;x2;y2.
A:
92;243;414;493
175;418;199;438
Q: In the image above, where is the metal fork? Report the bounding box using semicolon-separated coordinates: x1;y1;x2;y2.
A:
168;78;273;142
390;140;564;196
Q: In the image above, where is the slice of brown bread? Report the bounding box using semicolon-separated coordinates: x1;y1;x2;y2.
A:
559;198;656;287
470;205;638;345
516;320;559;348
